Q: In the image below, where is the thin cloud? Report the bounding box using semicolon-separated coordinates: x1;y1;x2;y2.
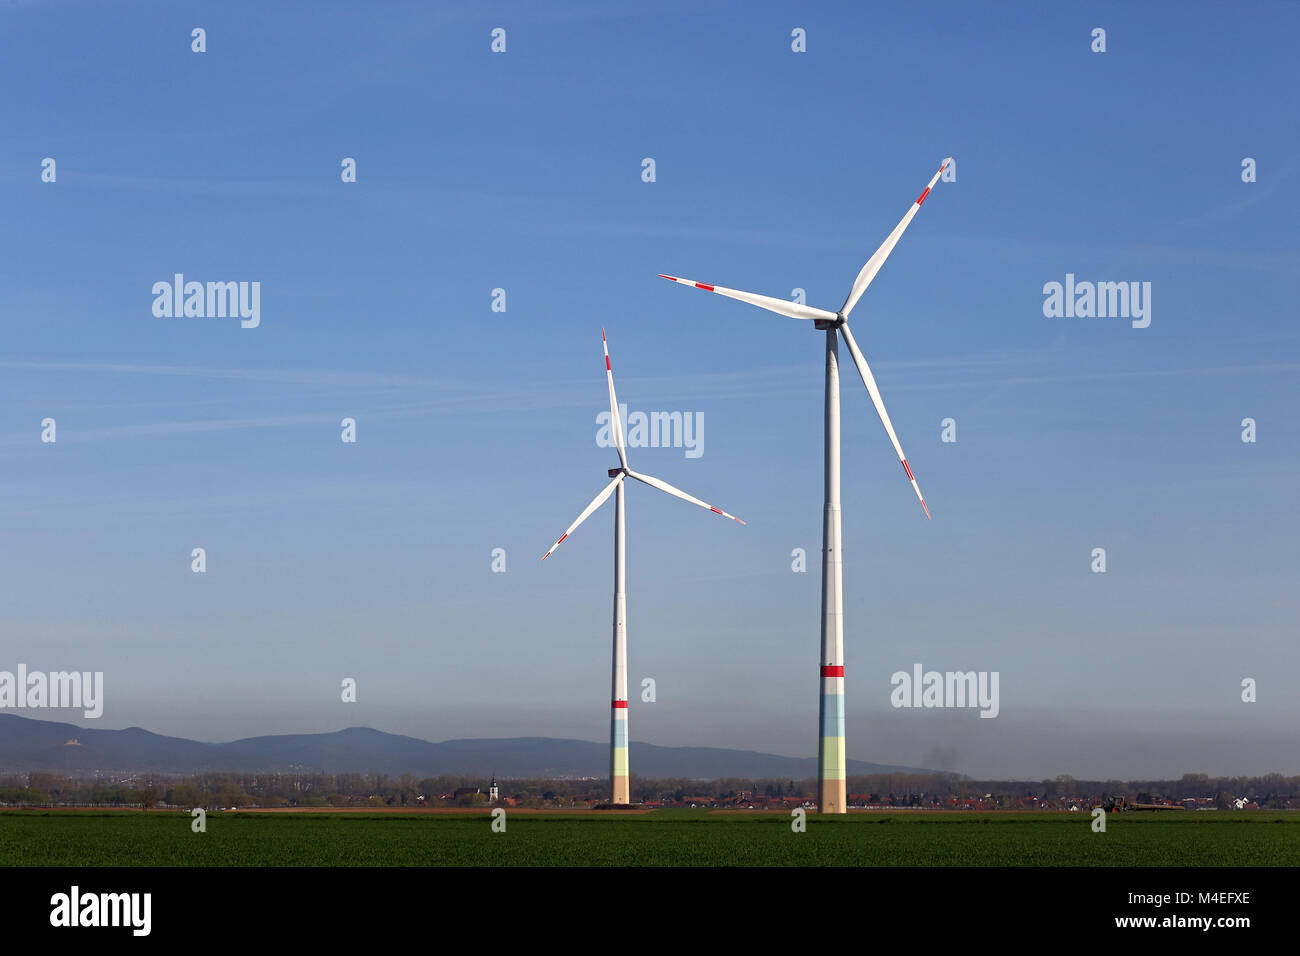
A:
4;353;1292;447
0;360;435;388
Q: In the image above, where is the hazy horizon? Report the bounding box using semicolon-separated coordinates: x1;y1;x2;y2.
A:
11;704;1295;782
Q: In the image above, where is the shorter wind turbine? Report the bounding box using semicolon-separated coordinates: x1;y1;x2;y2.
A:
542;330;744;806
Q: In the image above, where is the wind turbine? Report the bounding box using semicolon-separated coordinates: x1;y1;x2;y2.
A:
659;158;950;813
542;329;745;806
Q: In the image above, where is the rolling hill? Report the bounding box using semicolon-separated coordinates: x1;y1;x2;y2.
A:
0;714;935;778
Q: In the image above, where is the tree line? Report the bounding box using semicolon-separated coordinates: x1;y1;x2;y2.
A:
1;770;1295;808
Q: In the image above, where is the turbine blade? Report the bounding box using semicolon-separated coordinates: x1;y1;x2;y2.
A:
658;274;838;323
602;328;627;468
626;470;745;524
839;158;951;319
839;322;930;519
542;474;624;560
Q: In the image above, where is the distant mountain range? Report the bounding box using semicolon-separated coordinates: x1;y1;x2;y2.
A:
0;714;935;779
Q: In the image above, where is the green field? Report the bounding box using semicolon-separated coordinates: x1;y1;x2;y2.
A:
3;810;1298;867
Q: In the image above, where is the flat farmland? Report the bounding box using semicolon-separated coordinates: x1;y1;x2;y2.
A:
2;809;1298;867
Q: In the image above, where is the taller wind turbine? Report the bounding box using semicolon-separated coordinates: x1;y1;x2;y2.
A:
660;158;950;813
542;330;744;806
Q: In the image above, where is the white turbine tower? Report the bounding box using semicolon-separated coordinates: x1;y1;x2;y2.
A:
542;329;745;806
659;158;950;813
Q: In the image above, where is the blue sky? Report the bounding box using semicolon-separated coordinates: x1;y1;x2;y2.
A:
1;0;1297;778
